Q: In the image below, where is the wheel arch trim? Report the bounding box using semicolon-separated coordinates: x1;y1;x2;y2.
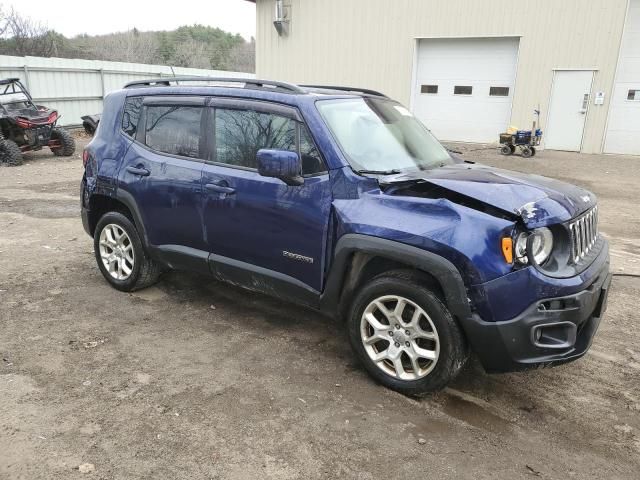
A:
320;234;472;320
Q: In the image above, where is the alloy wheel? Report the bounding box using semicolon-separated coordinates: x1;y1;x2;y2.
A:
99;224;135;280
360;295;440;380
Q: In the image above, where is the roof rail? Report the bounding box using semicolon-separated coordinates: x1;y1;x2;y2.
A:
300;85;387;98
123;76;305;93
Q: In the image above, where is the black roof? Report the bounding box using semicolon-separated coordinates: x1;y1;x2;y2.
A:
0;78;21;86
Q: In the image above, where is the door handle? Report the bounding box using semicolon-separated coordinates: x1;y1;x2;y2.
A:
205;182;235;195
126;166;150;176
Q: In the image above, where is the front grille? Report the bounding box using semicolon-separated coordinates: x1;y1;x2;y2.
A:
569;206;599;263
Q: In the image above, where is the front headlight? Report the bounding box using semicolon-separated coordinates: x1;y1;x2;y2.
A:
515;227;554;265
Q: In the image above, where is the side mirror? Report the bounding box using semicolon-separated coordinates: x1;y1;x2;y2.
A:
257;149;304;186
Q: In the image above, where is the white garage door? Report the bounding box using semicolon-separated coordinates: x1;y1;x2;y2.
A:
412;37;520;143
604;0;640;155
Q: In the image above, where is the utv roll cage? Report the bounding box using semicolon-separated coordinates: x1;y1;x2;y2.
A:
0;78;37;113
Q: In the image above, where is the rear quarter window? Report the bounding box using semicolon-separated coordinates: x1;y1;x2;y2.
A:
122;97;143;138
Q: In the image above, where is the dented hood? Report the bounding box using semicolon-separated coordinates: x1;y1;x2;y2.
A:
382;163;596;227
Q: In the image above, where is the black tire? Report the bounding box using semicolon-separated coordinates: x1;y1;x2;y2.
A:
93;212;162;292
0;139;23;166
530;146;536;157
83;121;96;136
509;144;516;154
521;146;533;158
500;144;512;155
50;128;76;157
347;270;468;395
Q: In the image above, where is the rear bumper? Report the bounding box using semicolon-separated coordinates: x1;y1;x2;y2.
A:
464;249;611;373
80;178;91;236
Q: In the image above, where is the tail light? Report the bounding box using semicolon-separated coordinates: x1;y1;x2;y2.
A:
15;117;34;128
82;149;90;168
15;111;58;128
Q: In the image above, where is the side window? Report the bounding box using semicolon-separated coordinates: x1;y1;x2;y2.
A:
300;126;326;175
215;109;296;169
122;96;143;138
145;106;203;159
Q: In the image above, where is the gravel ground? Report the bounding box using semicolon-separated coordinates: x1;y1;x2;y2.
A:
1;135;639;479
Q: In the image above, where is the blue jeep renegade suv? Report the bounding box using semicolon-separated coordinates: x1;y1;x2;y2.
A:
81;77;611;394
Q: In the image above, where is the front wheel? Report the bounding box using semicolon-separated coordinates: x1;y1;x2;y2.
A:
50;128;76;157
0;139;23;166
93;212;161;291
500;144;512;155
347;271;468;395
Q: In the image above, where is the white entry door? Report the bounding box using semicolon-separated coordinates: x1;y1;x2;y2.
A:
545;70;594;151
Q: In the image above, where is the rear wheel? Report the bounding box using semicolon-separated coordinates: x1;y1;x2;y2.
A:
50;128;75;157
347;271;468;395
521;146;533;158
94;212;162;291
0;139;23;166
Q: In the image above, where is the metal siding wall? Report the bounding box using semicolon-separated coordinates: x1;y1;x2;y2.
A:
255;0;629;153
0;55;255;126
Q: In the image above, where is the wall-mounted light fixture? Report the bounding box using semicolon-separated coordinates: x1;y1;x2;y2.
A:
273;0;290;36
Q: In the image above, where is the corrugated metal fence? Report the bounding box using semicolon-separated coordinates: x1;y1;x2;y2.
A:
0;55;255;126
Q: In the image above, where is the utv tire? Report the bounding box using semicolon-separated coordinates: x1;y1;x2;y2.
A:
500;144;512;155
347;270;468;395
0;139;23;166
50;128;76;157
94;212;162;292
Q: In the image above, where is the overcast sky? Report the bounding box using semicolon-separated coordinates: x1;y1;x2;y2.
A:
3;0;256;39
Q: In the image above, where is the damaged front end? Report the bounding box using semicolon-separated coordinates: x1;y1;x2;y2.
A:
378;162;603;280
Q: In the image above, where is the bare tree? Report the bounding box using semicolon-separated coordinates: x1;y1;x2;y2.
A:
172;38;210;69
85;30;159;64
0;6;10;36
227;38;255;73
0;7;61;57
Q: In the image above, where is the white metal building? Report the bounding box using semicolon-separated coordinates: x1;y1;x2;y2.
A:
248;0;640;155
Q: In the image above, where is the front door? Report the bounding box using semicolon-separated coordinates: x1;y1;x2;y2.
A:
545;70;594;151
201;101;331;292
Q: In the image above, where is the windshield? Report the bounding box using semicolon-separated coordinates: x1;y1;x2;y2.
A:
316;97;453;173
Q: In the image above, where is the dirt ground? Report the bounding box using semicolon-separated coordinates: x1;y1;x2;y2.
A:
1;134;639;479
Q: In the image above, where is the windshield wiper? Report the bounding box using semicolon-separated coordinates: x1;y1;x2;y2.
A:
355;169;402;175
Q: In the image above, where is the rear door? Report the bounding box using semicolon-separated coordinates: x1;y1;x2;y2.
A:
201;99;331;292
117;96;206;252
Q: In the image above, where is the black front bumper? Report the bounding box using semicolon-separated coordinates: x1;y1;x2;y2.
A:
465;267;612;373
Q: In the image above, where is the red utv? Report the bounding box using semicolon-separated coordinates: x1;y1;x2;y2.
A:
0;78;75;166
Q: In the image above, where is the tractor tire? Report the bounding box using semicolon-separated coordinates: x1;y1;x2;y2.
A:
50;128;76;157
0;139;23;166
